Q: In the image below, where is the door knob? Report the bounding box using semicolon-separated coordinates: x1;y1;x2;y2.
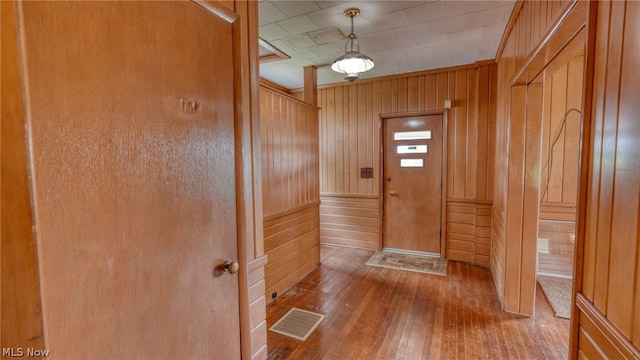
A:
222;260;240;274
389;190;397;196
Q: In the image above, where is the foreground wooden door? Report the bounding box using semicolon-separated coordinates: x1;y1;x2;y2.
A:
383;115;443;255
20;2;240;358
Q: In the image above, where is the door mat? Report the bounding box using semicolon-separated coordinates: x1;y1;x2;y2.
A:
269;308;325;341
537;275;572;319
366;251;447;276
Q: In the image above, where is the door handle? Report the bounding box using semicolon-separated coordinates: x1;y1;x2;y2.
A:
389;190;397;196
222;260;240;274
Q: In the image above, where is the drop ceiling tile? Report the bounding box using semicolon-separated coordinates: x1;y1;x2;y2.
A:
277;15;320;35
428;14;466;35
272;1;321;17
382;1;427;13
446;1;488;17
404;45;435;59
406;1;447;23
414;34;449;47
433;42;464;57
370;10;410;31
260;23;290;41
447;29;483;43
488;0;515;9
465;5;512;29
308;28;346;45
310;43;344;58
375;50;408;63
305;5;347;29
361;29;398;44
282;34;317;49
394;22;430;40
385;39;417;51
286;47;317;60
259;1;288;26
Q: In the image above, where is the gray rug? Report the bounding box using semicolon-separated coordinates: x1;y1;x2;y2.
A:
538;275;572;319
366;251;447;276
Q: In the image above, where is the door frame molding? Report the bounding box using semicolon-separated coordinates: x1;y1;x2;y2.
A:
379;110;448;258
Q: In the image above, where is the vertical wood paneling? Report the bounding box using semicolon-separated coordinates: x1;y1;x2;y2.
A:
318;63;497;257
260;85;320;306
492;0;575;313
260;86;319;217
496;0;640;356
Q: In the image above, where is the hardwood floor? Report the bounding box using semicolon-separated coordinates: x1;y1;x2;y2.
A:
266;246;569;360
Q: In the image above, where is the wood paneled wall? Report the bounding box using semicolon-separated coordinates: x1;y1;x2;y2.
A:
260;85;320;303
540;53;584;218
492;0;577;314
317;63;497;263
536;53;584;279
574;0;640;357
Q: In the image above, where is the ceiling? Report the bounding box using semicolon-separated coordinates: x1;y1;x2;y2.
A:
258;0;515;89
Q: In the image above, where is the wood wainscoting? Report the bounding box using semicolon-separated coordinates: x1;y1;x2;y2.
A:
319;194;381;249
446;199;492;266
260;84;320;304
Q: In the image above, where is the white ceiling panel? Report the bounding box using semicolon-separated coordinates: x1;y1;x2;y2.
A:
258;0;515;89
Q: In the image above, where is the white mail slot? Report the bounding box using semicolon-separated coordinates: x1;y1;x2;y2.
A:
397;145;428;154
400;159;424;167
394;131;432;140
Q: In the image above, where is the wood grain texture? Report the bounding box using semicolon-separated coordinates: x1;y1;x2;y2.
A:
264;204;320;304
7;1;263;358
1;1;45;351
492;0;579;315
318;63;496;201
446;200;492;266
576;0;640;355
260;85;320;217
318;63;497;255
260;84;321;307
539;54;584;220
266;246;570;360
319;194;380;249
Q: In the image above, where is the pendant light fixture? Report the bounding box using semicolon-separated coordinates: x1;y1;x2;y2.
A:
331;8;374;82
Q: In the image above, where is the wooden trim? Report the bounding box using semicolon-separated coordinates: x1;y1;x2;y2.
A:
263;201;321;223
259;83;320;110
379;109;447;120
576;294;640;359
379;110;448;258
511;0;585;86
447;198;493;205
495;0;525;62
248;254;268;272
260;78;291;94
320;193;378;200
570;1;598;358
303;65;318;106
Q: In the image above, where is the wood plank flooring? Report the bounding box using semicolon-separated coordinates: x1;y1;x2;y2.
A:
266;246;569;360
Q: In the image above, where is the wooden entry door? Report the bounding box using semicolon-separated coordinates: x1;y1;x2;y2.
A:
383;115;444;255
20;2;241;358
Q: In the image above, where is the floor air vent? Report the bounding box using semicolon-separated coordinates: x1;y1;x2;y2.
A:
269;308;324;341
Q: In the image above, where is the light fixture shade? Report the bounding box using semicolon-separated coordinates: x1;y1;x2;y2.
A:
332;8;374;83
331;51;374;82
